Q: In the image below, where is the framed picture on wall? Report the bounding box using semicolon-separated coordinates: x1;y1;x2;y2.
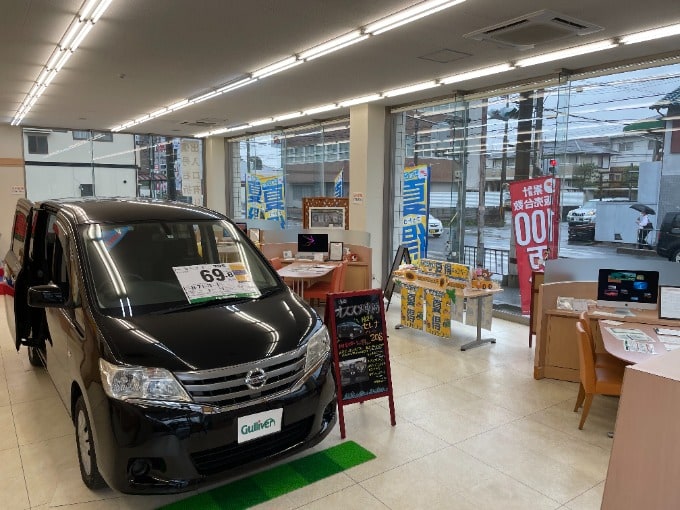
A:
309;207;346;229
302;197;349;229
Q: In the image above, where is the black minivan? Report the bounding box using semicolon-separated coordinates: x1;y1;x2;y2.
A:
656;211;680;262
2;198;336;493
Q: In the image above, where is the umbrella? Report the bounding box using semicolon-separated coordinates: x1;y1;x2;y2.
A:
630;203;655;215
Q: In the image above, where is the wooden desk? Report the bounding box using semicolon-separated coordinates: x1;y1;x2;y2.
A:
277;262;338;298
602;347;680;509
534;279;680;382
600;321;680;364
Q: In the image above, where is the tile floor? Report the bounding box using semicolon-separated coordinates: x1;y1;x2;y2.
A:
0;298;619;510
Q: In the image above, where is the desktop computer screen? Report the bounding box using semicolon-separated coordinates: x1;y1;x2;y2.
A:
297;233;329;255
596;269;659;311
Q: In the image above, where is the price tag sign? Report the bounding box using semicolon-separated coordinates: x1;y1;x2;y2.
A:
173;263;259;303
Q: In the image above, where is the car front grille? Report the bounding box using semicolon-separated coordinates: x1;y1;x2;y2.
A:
190;417;313;476
174;345;307;409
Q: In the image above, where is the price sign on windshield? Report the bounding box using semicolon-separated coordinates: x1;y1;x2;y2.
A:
173;263;259;303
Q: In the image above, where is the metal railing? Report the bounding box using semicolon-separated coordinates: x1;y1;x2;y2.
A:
462;246;509;276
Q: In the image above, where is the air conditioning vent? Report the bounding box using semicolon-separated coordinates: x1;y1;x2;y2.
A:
179;117;225;128
464;10;603;50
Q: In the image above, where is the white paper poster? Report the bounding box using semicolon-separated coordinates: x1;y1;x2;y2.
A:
173;263;259;303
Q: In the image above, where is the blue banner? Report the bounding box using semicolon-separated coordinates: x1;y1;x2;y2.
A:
401;165;430;262
334;170;343;198
246;173;286;228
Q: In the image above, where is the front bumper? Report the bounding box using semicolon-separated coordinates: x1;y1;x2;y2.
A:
90;358;337;494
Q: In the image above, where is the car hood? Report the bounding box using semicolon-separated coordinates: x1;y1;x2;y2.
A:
96;289;318;371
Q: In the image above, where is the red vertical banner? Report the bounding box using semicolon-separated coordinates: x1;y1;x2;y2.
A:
509;176;561;314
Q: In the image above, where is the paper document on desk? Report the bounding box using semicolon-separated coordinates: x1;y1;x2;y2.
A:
623;340;656;354
655;328;680;337
606;328;654;343
657;335;680;344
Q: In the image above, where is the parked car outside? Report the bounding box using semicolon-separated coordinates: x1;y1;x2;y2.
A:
2;197;337;494
428;214;443;237
566;198;630;225
656;211;680;262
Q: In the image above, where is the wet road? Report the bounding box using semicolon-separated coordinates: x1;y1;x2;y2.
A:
426;218;648;263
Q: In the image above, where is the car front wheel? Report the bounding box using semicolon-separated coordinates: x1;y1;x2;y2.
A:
671;249;680;263
74;396;107;490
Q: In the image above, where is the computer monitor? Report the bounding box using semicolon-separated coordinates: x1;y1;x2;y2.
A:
596;268;659;311
297;233;329;255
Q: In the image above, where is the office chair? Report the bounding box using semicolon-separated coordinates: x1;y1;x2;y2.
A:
574;322;624;430
579;311;629;371
305;261;348;306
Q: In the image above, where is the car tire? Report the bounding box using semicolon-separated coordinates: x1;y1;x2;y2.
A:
434;234;441;238
74;396;108;490
27;346;45;367
671;249;680;263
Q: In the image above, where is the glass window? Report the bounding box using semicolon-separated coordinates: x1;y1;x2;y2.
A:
27;135;48;154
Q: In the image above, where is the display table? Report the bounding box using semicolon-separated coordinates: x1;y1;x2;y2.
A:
393;273;500;349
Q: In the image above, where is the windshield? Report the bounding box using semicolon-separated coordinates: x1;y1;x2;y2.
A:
80;220;282;316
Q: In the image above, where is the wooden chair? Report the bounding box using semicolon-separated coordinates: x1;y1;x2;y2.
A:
269;257;283;270
573;322;624;429
579;311;628;370
305;261;348;305
529;271;544;347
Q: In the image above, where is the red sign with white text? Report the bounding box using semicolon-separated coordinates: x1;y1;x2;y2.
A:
509;176;560;314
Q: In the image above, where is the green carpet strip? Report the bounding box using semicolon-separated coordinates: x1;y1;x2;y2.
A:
158;441;375;510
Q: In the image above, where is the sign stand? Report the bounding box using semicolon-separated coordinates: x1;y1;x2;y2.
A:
325;289;396;439
383;245;411;311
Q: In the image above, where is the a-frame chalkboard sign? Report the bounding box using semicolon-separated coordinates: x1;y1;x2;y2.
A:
383;245;411;311
325;289;396;439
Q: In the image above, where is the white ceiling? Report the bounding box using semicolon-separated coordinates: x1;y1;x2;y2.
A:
2;0;679;138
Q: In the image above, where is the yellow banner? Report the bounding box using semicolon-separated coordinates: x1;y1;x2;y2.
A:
424;289;451;337
400;283;423;330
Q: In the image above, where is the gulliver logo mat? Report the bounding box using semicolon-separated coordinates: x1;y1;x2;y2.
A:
157;441;375;510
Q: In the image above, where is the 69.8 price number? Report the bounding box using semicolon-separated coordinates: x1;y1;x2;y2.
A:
199;267;234;283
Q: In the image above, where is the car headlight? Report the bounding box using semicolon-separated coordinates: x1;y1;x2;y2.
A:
304;325;330;373
587;210;595;215
99;359;192;403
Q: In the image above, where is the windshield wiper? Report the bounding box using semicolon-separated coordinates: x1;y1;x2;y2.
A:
155;295;254;314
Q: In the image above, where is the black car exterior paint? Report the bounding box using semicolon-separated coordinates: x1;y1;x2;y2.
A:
2;198;337;494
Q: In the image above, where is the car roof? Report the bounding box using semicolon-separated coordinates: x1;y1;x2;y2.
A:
37;197;226;225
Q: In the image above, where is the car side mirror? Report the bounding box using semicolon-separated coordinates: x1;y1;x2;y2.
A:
28;284;68;308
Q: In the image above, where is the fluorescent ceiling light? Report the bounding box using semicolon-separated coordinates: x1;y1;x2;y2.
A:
11;0;113;126
190;90;221;104
384;80;439;97
168;99;189;111
252;57;299;78
516;40;616;67
226;124;249;132
339;94;382;107
70;22;94;51
304;35;369;61
275;111;303;121
216;77;255;93
249;117;274;127
299;30;364;60
620;23;680;45
304;104;339;115
440;63;514;84
91;0;113;23
364;0;466;35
